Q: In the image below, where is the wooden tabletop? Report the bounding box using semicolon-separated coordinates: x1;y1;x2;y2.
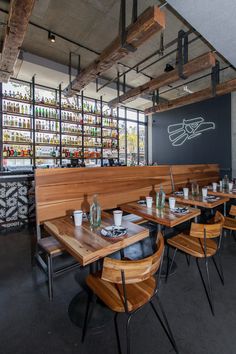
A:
207;188;236;199
119;201;200;227
167;193;229;209
43;213;149;266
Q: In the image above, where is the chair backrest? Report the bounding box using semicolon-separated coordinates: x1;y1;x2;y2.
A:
101;233;164;284
229;205;236;217
190;212;224;239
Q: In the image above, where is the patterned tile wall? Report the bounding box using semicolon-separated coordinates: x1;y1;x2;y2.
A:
0;178;35;230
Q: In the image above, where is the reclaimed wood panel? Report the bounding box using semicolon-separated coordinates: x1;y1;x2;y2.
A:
171;164;220;190
35;166;172;224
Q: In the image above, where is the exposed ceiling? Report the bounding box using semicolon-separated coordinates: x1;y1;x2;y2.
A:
0;0;235;110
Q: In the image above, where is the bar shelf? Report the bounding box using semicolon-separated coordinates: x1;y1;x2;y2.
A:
35;101;59;109
1;111;32;118
3;126;32;132
2;96;31;104
3;141;33;145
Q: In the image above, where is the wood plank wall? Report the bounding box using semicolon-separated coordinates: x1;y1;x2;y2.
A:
35;166;171;224
35;164;219;224
171;164;220;190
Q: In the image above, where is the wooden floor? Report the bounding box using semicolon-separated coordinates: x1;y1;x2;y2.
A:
1;226;236;354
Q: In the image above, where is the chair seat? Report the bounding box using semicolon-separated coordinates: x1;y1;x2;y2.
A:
86;272;156;312
123;213;146;225
38;236;65;256
167;232;217;258
224;216;236;231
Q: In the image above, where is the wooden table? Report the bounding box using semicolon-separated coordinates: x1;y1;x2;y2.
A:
44;213;149;267
44;212;149;328
208;188;236;199
120;201;201;229
120;201;201;278
167;193;229;210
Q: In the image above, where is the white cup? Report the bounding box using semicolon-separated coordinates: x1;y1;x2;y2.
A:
73;210;83;226
212;182;217;192
169;197;176;210
202;188;208;198
146;196;153;209
183;188;189;198
229;182;233;192
113;210;123;227
219;180;223;189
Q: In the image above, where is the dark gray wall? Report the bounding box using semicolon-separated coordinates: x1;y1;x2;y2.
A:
152;94;231;171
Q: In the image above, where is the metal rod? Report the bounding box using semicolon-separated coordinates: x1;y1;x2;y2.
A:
160;65;230;95
139;34;198;73
97;30;194;92
132;0;138;23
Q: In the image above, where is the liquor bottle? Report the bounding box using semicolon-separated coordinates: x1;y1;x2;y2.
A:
90;194;101;230
156;185;165;211
3;146;7;157
223;175;229;191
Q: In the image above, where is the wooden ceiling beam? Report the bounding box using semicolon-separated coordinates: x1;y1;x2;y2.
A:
108;52;216;108
0;0;35;82
63;6;165;97
144;78;236;115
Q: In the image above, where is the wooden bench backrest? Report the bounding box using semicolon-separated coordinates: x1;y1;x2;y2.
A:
35;166;172;225
171;164;220;191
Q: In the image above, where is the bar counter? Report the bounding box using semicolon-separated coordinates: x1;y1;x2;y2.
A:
0;172;34;230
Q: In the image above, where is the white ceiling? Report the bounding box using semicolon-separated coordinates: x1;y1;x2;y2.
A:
166;0;236;68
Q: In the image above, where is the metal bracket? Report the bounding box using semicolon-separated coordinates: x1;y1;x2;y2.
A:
119;0;137;52
152;89;160;106
159;32;164;56
211;60;220;96
69;51;81;88
177;30;188;80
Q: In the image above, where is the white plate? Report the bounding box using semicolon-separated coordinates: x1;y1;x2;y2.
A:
101;226;127;238
172;207;189;215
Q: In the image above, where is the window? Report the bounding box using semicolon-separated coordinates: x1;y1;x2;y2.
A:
139;124;146;165
119;120;126;164
127;121;138;166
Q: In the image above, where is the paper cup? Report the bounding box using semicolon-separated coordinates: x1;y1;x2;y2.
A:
212;182;217;192
169;197;176;210
202;188;208;198
146;196;153;209
73;210;83;226
183;188;189;198
229;182;233;192
113;210;123;227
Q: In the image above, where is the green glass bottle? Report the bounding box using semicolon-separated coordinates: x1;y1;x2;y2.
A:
90;194;101;230
156;185;165;210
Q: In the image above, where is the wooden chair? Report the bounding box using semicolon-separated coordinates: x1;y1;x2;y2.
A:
166;211;224;316
35;225;80;301
223;205;236;239
82;234;179;354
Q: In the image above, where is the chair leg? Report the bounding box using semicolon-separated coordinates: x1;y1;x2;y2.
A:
114;313;122;354
212;253;224;285
150;297;179;354
196;258;214;316
47;254;53;301
165;248;178;283
126;314;132;354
